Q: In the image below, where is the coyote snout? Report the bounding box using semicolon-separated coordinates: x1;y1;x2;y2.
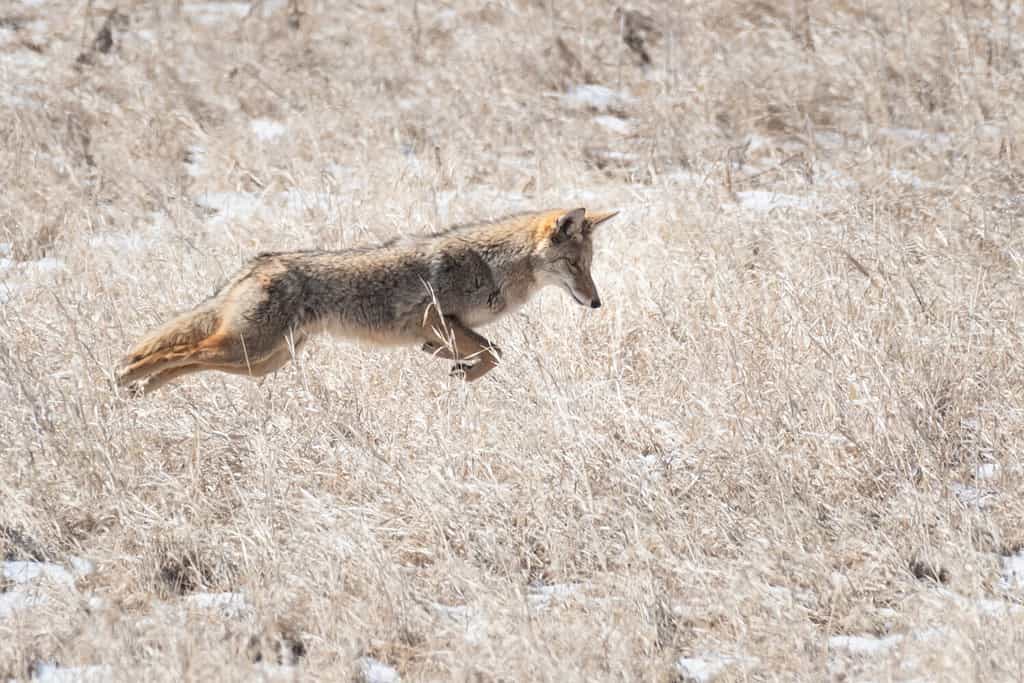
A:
116;206;619;394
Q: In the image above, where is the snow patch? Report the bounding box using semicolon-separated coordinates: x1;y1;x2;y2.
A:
184;145;206;177
430;602;488;643
31;663;112;683
829;633;903;655
0;589;47;618
527;582;579;610
879;127;952;146
974;463;1000;480
675;654;759;682
251;118;286;142
184;2;251;26
593;115;632;135
999;551;1024;591
358;657;400;683
562;84;632;112
3;561;75;587
732;191;816;212
0;255;64;301
196;191;261;222
88;232;150;252
184;592;248;616
952;482;995;509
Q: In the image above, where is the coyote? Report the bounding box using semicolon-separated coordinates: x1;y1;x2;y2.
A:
116;207;618;394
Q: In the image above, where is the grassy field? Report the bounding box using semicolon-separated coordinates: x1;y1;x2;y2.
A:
2;0;1024;680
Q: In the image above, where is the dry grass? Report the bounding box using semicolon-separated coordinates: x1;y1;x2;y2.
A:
1;0;1024;680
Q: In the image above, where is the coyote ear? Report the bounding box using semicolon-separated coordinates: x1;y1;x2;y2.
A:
553;207;586;243
585;210;619;233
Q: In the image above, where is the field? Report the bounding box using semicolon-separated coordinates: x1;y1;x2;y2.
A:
2;0;1024;680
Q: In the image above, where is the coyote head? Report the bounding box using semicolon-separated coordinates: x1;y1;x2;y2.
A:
535;207;618;309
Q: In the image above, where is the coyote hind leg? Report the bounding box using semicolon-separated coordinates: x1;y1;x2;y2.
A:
125;334;302;395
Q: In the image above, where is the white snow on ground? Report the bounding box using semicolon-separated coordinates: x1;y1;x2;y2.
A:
527;582;579;610
429;602;488;644
0;589;47;618
730;190;817;212
87;232;151;252
196;191;262;222
251;118;287;142
561;84;632;112
828;634;904;655
182;1;304;27
878;127;952;147
357;657;400;683
183;592;248;616
999;552;1024;590
975;463;1000;480
31;663;112;683
593;115;632;135
184;145;207;177
675;654;759;682
933;587;1023;617
0;256;66;302
183;2;251;26
3;561;75;586
951;482;995;509
0;559;92;619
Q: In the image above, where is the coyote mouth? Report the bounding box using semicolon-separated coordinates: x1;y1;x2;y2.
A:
564;285;589;307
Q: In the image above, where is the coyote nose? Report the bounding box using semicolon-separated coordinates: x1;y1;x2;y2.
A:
590;298;601;309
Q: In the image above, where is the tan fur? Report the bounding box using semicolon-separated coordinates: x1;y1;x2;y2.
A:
116;207;618;395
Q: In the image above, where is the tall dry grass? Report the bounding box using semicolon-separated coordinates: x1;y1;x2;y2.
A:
1;0;1023;680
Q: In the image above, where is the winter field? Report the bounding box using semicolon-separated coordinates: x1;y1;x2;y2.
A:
2;0;1024;680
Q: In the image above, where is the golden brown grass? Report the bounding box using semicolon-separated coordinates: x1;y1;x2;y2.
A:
1;0;1023;680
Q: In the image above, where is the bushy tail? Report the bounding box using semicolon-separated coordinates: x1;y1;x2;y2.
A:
116;303;221;388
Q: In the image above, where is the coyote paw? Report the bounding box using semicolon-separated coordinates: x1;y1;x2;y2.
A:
449;363;472;379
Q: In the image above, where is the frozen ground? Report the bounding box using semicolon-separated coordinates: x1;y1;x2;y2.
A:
2;0;1024;680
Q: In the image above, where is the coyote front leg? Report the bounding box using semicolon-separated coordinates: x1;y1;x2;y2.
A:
422;310;501;381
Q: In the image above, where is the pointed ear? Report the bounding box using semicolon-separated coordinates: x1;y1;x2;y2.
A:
585;210;619;233
553;207;586;243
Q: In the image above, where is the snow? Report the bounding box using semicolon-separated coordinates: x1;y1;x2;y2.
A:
196;191;262;222
184;145;207;177
0;256;66;302
184;592;248;616
974;463;1000;480
251;119;287;142
3;561;75;587
526;582;580;609
31;663;112;683
0;589;47;618
358;657;400;683
828;634;904;655
562;84;632;112
675;654;759;682
594;115;632;135
184;2;251;26
429;602;488;643
732;190;816;212
951;482;995;509
999;551;1024;590
87;233;150;252
879;127;952;146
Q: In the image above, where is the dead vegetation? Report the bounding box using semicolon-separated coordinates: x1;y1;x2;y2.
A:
1;0;1023;680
